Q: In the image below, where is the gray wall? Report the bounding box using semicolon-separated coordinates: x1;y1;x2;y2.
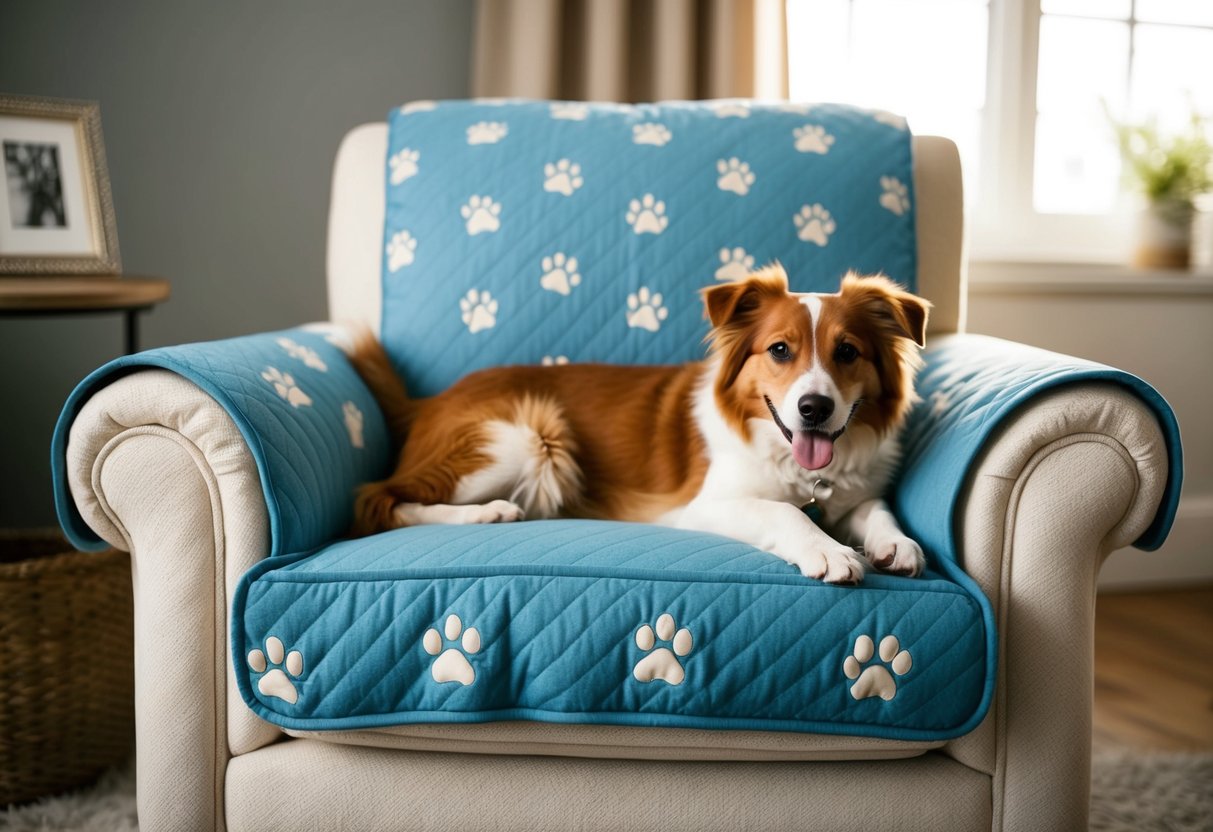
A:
0;1;475;527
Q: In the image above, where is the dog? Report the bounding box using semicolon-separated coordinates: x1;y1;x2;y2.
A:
347;265;930;585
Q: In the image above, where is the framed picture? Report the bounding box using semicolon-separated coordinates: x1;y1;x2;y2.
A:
0;95;120;274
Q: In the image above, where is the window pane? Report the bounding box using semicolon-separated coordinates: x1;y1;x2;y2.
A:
1033;113;1122;213
785;0;851;102
1131;24;1213;128
1041;0;1130;19
848;0;989;112
1036;16;1130;115
1135;0;1213;26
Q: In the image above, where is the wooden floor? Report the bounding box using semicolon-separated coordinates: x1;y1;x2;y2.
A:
1093;587;1213;752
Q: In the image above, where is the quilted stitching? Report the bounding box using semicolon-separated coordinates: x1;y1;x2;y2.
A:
892;334;1183;563
381;100;917;396
232;520;996;741
52;327;392;556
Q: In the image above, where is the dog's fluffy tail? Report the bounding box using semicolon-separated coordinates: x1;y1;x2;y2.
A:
343;322;416;448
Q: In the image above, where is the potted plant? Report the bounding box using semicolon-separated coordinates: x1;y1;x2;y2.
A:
1113;111;1213;269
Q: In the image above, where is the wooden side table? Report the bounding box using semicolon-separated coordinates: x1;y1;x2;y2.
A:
0;276;170;354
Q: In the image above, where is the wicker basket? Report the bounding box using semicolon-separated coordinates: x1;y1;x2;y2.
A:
0;529;134;805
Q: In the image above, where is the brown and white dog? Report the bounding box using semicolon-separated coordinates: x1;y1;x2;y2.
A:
348;265;930;585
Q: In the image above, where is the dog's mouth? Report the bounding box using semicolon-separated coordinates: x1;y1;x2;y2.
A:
763;396;857;472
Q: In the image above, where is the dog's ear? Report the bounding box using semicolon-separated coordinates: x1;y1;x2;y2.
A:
839;272;930;347
701;264;789;328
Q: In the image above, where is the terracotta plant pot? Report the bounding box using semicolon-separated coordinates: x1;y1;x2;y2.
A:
1133;200;1193;270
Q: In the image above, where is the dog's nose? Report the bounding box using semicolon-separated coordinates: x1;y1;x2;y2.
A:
798;394;835;427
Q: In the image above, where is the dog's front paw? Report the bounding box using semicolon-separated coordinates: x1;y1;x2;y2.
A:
864;533;925;577
777;542;867;585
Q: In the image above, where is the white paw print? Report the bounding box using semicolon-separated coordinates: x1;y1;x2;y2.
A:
460;289;498;333
461;196;501;235
386;230;418;271
843;634;912;701
872;110;908;130
713;101;750;119
632;122;672;146
541;355;569;366
299;322;353;355
550;102;589;120
276;337;327;371
543;159;583;196
879;176;910;216
540;252;581;296
776;102;813;115
399;100;437;115
633;613;693;686
793;124;835;155
716;158;755;196
794;204;837;246
423;614;481;686
389;147;420;184
625;194;668;235
261;367;312;408
342;401;364;449
466;121;508;145
626;287;669;332
715;247;755;281
247;636;303;704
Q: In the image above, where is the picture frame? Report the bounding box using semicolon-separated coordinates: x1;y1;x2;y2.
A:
0;94;121;274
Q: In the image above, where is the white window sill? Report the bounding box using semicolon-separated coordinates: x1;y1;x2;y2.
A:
967;260;1213;296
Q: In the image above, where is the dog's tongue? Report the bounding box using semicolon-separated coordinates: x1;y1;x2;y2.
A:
792;431;834;470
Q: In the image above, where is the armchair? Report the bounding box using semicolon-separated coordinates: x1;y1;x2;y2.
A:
54;102;1179;831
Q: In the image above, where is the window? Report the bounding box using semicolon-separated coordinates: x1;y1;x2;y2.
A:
785;0;1213;263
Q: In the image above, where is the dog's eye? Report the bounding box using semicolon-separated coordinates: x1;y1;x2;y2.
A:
768;342;791;362
834;342;859;364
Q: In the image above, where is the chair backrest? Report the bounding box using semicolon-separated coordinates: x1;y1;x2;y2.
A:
327;104;965;394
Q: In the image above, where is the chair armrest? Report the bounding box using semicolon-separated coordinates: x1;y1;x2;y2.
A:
892;333;1182;567
53;324;391;557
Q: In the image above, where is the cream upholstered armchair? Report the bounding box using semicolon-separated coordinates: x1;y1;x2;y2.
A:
56;104;1177;832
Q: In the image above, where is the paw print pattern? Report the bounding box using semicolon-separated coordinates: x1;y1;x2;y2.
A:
276;337;327;371
460;289;498;333
550;102;589;121
467;121;508;145
342;401;364;449
872;110;908;130
543;159;583;196
541;355;570;366
632;123;672;146
386;230;418;271
261;367;312;408
389;148;420;184
625;194;668;235
776;103;813;115
715;247;755;282
247;636;303;704
843;634;912;701
540;253;581;295
793;124;835;154
716;158;755;196
794;204;837;246
879;176;910;216
713;102;750;119
461;196;501;235
633;613;693;685
423;614;481;686
299;322;353;355
626;287;669;332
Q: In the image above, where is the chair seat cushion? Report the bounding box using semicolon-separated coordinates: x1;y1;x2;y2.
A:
233;520;994;741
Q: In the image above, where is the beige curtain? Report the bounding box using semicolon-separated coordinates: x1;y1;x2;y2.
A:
472;0;788;102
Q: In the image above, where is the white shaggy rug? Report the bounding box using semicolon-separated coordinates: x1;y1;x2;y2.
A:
2;751;1210;830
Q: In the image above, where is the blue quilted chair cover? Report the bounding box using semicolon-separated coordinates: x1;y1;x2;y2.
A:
381;99;917;395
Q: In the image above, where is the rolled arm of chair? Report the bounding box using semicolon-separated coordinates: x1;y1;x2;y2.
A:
892;333;1181;832
54;323;391;558
51;324;391;832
